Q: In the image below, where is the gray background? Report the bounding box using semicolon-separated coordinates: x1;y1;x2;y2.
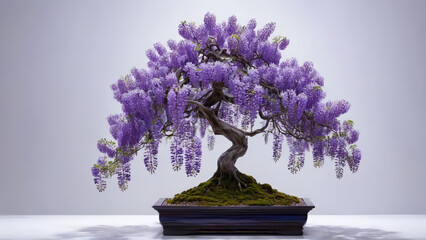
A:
1;0;425;215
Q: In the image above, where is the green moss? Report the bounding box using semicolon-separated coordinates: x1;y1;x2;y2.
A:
168;172;300;206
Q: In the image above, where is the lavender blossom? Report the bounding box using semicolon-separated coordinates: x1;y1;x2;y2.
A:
117;163;131;191
272;133;283;162
91;157;107;192
278;37;290;50
204;12;216;35
170;137;184;171
184;137;202;177
257;22;276;42
144;141;158;174
154;42;167;56
97;139;116;158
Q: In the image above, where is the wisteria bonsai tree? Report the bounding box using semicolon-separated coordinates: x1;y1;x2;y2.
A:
92;13;361;200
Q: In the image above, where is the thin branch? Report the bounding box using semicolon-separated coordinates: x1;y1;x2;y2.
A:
243;119;271;137
187;100;247;138
260;79;281;98
197;90;212;102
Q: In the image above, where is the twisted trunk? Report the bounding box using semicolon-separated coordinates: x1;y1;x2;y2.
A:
211;119;248;184
187;100;248;188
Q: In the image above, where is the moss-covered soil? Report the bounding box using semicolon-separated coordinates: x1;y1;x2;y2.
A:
167;172;300;206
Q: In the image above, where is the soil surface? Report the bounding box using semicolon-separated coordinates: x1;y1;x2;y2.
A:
165;172;303;206
162;198;307;207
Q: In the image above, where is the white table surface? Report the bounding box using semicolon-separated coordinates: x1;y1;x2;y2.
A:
0;215;425;240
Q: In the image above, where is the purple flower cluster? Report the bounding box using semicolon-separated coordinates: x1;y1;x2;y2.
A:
286;137;307;174
278;37;290;50
144;140;159;174
272;133;283;162
184;137;202;177
97;139;116;158
170;137;184;171
313;140;325;167
342;120;360;144
257;22;276;42
199;119;208;138
91;157;107;192
249;86;264;128
167;85;190;134
107;114;145;147
204;12;216;35
117;162;131;191
184;62;235;88
350;147;362;172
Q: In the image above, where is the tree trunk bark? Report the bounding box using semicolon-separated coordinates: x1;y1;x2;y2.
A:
211;119;248;184
187;100;248;188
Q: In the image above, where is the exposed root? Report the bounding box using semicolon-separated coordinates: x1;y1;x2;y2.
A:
215;174;223;190
233;170;247;191
212;169;247;191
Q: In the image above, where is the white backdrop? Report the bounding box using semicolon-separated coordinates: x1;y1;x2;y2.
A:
1;0;425;215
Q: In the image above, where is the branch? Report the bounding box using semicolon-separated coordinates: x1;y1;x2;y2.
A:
202;82;225;107
187;100;247;137
260;79;281;98
197;90;212;102
275;117;311;142
243;119;271;137
187;100;220;131
250;52;270;67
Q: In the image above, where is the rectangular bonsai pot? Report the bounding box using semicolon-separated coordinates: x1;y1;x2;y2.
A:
153;198;315;235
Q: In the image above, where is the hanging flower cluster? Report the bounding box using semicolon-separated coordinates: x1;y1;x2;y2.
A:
92;13;362;191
